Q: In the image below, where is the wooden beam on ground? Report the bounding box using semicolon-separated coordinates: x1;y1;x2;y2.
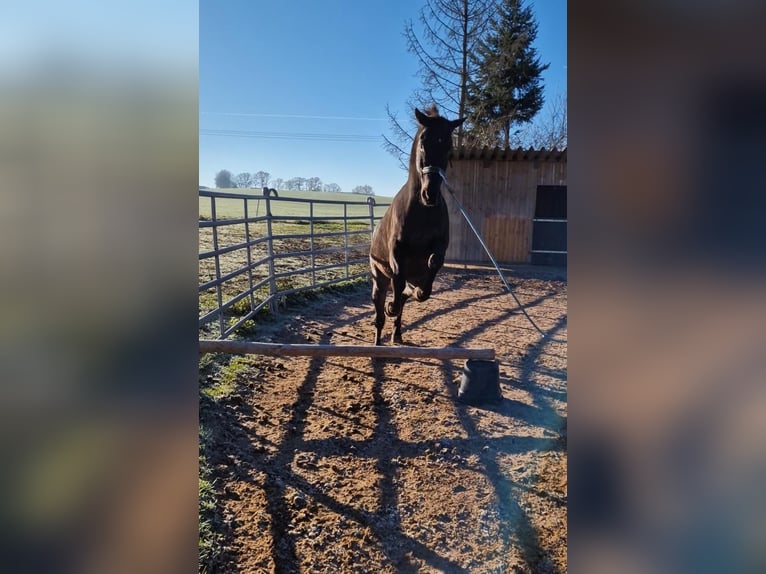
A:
199;340;495;361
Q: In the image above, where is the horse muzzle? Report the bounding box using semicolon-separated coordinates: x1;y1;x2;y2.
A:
420;168;444;206
421;184;443;207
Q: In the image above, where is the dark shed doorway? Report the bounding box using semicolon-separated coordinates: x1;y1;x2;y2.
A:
531;185;567;266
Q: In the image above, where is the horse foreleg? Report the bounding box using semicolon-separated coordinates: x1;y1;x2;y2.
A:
388;238;401;276
414;250;445;302
391;297;407;345
427;251;444;272
391;290;410;344
371;272;389;345
385;273;406;318
413;281;434;302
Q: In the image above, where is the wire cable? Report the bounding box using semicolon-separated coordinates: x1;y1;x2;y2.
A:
439;171;567;344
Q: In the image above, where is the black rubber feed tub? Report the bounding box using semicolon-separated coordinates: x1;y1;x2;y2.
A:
458;359;501;405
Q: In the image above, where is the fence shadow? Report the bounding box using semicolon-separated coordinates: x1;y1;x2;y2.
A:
200;267;567;572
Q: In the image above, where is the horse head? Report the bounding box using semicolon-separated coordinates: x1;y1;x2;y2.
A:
413;107;465;207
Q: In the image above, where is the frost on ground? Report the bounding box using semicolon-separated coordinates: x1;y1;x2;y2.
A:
200;267;567;573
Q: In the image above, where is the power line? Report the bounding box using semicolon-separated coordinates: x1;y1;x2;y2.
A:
200;128;382;143
201;111;386;122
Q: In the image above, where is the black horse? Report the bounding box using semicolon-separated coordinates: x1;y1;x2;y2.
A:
369;106;464;345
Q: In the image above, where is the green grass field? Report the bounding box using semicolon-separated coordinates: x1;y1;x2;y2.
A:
200;188;392;220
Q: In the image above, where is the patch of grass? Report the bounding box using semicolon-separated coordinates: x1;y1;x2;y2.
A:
199;426;222;573
280;275;370;309
234;318;258;336
323;276;371;293
198;352;261;571
200;355;253;400
201;378;236;401
198;352;218;374
228;297;253;316
275;277;297;293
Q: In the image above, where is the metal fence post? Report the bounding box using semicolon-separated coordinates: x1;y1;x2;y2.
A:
367;197;376;243
211;195;225;338
309;201;316;287
343;203;349;279
244;197;255;313
265;195;278;315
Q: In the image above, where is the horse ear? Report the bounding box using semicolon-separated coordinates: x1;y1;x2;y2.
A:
414;108;429;126
449;117;466;131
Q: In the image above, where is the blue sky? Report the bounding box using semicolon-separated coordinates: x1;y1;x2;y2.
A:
200;0;566;197
1;1;196;74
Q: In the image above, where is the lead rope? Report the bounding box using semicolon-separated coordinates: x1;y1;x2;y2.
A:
439;170;567;344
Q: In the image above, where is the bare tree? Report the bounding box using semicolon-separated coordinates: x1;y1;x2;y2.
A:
272;177;284;190
252;170;270;188
234;172;252;189
285;177;307;191
384;0;497;167
352;185;374;196
306;176;323;191
516;92;567;150
382;104;414;171
323;183;341;193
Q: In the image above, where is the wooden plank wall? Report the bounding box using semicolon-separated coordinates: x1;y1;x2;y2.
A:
445;157;567;263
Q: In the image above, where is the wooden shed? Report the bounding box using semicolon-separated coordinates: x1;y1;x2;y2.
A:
444;147;567;265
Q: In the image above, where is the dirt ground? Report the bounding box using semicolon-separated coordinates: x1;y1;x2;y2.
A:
201;265;567;573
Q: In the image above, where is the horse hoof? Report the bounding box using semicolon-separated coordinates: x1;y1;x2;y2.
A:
391;334;403;345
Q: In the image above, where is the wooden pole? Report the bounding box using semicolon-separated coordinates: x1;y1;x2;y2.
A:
199;340;495;361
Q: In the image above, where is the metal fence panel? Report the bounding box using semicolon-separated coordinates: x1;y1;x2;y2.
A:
199;189;389;339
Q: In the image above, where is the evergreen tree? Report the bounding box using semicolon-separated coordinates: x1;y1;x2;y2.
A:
214;169;234;188
383;0;496;168
465;0;548;148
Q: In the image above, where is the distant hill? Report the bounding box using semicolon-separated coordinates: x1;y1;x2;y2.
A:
204;188;393;201
199;188;391;220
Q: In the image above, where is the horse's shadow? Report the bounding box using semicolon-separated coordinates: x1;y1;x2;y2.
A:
201;270;567;573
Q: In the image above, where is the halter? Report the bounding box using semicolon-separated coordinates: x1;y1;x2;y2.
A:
418;165;446;206
421;165;444;177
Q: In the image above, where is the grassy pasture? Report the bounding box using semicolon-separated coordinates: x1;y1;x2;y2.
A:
199;189;386;336
199;188;391;220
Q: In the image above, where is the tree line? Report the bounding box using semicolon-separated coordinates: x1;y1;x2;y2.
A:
385;0;565;169
213;170;374;196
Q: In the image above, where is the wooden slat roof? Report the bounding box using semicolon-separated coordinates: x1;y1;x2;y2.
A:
453;147;567;162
